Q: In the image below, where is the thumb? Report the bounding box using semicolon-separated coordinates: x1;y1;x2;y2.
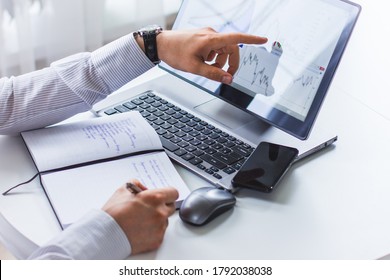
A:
196;62;233;84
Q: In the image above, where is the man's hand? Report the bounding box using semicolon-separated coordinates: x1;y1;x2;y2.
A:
102;179;178;255
157;27;268;84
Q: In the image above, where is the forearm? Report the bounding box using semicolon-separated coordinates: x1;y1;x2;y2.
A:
0;34;153;135
0;68;89;135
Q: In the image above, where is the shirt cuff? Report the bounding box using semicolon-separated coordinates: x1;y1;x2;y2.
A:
91;33;155;93
30;209;131;260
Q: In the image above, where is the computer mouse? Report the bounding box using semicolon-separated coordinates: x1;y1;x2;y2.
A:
179;186;236;226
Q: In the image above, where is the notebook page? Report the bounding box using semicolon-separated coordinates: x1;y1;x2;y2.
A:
40;152;190;228
21;112;162;172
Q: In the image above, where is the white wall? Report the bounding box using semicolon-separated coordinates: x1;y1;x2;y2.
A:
0;0;182;76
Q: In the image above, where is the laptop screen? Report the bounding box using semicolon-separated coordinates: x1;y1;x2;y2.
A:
160;0;360;139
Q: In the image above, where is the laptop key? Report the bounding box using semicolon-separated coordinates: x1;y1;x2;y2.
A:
200;154;227;169
175;149;187;156
182;154;195;161
205;169;214;175
139;95;149;100
231;163;242;170
213;152;241;165
189;158;203;165
160;137;179;152
212;143;224;150
231;145;251;157
104;108;118;115
223;167;236;174
210;167;219;172
114;105;130;112
224;141;235;148
185;145;197;153
177;142;189;148
123;102;137;110
197;164;206;170
163;133;174;139
193;150;204;157
131;99;144;105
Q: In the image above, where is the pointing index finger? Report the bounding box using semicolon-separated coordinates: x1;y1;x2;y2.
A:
215;33;268;48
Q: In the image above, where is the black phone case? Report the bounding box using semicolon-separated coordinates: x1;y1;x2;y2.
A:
232;142;298;193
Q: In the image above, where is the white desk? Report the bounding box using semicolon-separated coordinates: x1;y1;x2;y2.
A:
1;0;390;260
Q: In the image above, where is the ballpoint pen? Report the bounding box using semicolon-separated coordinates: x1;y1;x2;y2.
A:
126;182;143;194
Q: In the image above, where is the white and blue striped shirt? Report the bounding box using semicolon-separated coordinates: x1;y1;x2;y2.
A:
1;34;155;259
0;34;154;135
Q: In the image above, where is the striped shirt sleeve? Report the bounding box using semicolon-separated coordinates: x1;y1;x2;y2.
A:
27;210;131;260
0;34;154;135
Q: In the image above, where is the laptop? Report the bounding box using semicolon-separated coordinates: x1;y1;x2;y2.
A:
94;0;361;192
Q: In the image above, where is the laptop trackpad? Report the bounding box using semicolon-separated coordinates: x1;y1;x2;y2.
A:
193;98;256;130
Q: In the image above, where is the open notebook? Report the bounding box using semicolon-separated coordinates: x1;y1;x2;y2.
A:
20;112;190;229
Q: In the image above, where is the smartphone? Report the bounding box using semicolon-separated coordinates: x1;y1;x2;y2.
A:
231;142;299;193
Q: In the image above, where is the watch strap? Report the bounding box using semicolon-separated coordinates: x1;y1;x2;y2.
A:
143;32;160;65
134;26;162;65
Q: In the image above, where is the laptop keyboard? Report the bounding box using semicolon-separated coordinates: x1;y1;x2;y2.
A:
102;91;255;185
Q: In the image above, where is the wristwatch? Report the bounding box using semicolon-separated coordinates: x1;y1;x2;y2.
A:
134;25;163;65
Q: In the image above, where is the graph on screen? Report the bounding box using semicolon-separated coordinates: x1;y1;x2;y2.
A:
242;0;348;120
234;42;283;97
278;65;325;118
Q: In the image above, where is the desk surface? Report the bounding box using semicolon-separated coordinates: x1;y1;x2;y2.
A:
2;0;390;260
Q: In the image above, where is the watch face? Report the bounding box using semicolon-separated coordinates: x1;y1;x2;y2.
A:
140;25;163;34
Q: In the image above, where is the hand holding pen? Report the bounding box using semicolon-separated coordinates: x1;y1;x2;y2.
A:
126;182;144;194
102;179;178;255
